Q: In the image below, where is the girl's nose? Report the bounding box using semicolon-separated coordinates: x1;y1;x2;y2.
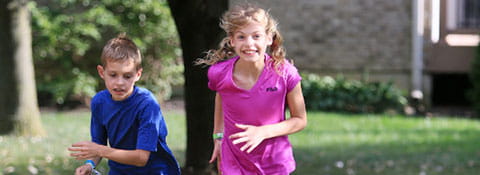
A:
246;36;254;45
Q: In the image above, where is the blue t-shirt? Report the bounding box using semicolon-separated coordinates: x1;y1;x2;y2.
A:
90;86;180;175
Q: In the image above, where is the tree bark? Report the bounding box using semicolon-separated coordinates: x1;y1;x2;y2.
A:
167;1;228;174
0;0;45;136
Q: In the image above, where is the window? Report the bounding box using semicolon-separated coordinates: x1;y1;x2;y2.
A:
447;0;480;30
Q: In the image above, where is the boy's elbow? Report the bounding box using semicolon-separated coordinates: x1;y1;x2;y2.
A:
135;161;148;167
134;157;149;167
134;150;150;167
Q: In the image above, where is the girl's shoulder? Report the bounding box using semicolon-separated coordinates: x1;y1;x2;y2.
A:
208;56;237;75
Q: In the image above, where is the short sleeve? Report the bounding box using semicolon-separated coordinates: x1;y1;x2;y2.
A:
207;65;218;91
90;96;107;145
284;62;302;92
136;102;165;152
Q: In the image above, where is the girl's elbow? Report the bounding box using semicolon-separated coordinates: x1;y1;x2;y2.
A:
298;117;307;130
300;120;307;130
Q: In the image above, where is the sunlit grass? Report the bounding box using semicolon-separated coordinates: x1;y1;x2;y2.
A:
0;108;186;175
1;109;480;175
290;112;480;175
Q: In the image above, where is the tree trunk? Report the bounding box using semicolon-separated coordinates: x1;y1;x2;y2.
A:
0;0;45;136
167;1;228;174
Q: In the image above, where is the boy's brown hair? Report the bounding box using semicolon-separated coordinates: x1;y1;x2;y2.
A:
101;33;142;70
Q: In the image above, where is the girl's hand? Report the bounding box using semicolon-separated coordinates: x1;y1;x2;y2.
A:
229;124;266;153
68;141;103;160
209;139;222;163
74;164;92;175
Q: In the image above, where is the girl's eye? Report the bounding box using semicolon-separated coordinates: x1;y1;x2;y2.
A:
254;35;261;39
237;35;245;39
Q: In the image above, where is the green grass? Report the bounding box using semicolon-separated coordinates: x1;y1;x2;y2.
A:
1;110;480;175
291;112;480;175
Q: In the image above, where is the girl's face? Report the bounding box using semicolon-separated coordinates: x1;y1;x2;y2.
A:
230;22;272;63
97;59;142;101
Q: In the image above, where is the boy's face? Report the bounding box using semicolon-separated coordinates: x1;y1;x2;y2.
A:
97;59;142;101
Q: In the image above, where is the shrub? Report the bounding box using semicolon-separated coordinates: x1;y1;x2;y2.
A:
301;74;407;113
30;0;183;107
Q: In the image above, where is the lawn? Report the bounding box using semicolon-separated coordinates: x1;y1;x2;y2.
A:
1;109;479;175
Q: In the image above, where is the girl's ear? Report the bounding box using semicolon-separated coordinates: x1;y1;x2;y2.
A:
267;33;274;46
229;36;234;47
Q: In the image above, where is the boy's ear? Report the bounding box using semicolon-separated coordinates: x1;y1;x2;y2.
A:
135;68;143;81
97;65;105;79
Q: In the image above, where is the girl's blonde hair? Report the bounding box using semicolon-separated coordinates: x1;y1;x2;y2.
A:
198;3;287;72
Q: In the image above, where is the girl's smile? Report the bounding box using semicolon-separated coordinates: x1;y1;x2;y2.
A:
230;22;272;63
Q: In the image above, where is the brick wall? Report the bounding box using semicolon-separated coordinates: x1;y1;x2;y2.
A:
230;0;413;89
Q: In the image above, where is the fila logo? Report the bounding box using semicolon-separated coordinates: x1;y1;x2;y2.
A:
266;87;278;92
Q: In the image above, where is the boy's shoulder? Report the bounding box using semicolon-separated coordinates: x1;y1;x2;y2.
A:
133;87;160;105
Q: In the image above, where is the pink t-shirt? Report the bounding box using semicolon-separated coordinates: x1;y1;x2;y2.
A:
208;54;302;175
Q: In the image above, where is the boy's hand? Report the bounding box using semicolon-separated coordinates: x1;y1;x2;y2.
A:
74;164;92;175
229;124;266;153
68;141;104;160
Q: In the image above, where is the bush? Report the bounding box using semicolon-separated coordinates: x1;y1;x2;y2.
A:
301;74;407;113
468;36;480;116
30;0;183;107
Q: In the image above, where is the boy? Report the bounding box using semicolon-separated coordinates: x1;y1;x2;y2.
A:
68;34;180;175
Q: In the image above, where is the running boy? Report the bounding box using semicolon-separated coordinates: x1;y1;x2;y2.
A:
68;34;180;175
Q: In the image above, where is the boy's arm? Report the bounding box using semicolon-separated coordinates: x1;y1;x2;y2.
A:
69;141;150;167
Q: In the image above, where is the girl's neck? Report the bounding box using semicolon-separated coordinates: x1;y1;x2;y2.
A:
236;56;265;74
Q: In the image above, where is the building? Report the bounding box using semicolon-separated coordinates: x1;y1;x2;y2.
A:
232;0;480;109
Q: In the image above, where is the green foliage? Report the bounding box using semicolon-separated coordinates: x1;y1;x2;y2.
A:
29;0;183;106
469;37;480;116
302;74;407;113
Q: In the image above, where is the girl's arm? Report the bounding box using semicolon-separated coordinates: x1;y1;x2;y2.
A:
69;142;150;167
229;83;307;153
209;93;224;163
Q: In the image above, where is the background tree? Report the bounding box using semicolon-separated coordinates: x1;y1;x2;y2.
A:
168;1;228;174
0;0;45;136
30;0;183;108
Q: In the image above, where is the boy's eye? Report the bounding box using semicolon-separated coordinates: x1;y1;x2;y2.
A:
109;73;116;77
237;35;245;39
254;34;261;39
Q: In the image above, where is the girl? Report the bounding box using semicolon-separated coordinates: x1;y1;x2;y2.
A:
200;3;307;175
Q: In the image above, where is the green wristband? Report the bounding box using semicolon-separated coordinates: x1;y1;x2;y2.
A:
212;133;223;140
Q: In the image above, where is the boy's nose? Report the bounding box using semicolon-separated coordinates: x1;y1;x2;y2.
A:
115;78;126;85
